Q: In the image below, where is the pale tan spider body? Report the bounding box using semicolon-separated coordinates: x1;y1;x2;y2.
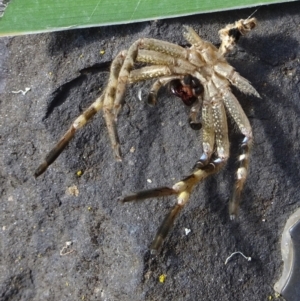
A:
35;18;260;252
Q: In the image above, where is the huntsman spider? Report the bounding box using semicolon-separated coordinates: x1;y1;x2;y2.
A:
35;18;260;252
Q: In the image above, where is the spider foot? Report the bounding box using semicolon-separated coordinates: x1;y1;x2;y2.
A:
188;119;202;130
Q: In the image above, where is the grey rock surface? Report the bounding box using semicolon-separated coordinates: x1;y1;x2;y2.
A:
0;3;300;301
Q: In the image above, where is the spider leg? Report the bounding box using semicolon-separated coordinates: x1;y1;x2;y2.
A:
146;76;183;106
188;98;202;130
214;63;260;97
141;38;189;58
139;38;204;68
193;98;215;168
156;93;229;251
122;187;178;202
150;203;182;251
113;40;141;117
211;74;253;218
120;167;215;252
208;94;230;170
129;64;198;83
136;49;199;72
34;51;126;177
195;76;231;167
34;93;106;177
103;50;128;160
183;26;219;58
229;136;251;220
229;72;260;98
221;88;253;219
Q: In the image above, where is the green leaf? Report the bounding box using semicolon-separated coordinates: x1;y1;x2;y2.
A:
0;0;295;36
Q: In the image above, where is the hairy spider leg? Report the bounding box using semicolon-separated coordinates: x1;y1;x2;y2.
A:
136;49;200;72
113;41;141;117
194;98;215;167
188;98;203;130
103;50;128;160
211;72;254;219
120;169;215;252
34;51;126;177
34;92;105;177
138;38;205;68
120;80;230;252
221;89;253;219
214;62;260;98
129;51;199;83
183;26;220;66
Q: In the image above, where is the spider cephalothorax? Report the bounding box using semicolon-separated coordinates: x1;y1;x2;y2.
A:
35;18;260;252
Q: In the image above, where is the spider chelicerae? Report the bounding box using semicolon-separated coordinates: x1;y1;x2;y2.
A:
35;18;260;252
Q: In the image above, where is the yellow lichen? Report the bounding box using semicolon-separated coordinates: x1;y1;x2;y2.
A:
159;274;167;283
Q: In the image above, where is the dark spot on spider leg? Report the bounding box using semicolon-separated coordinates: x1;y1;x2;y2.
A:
188;118;202;130
193;155;226;173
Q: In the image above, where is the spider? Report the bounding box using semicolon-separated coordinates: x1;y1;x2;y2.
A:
35;18;260;252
